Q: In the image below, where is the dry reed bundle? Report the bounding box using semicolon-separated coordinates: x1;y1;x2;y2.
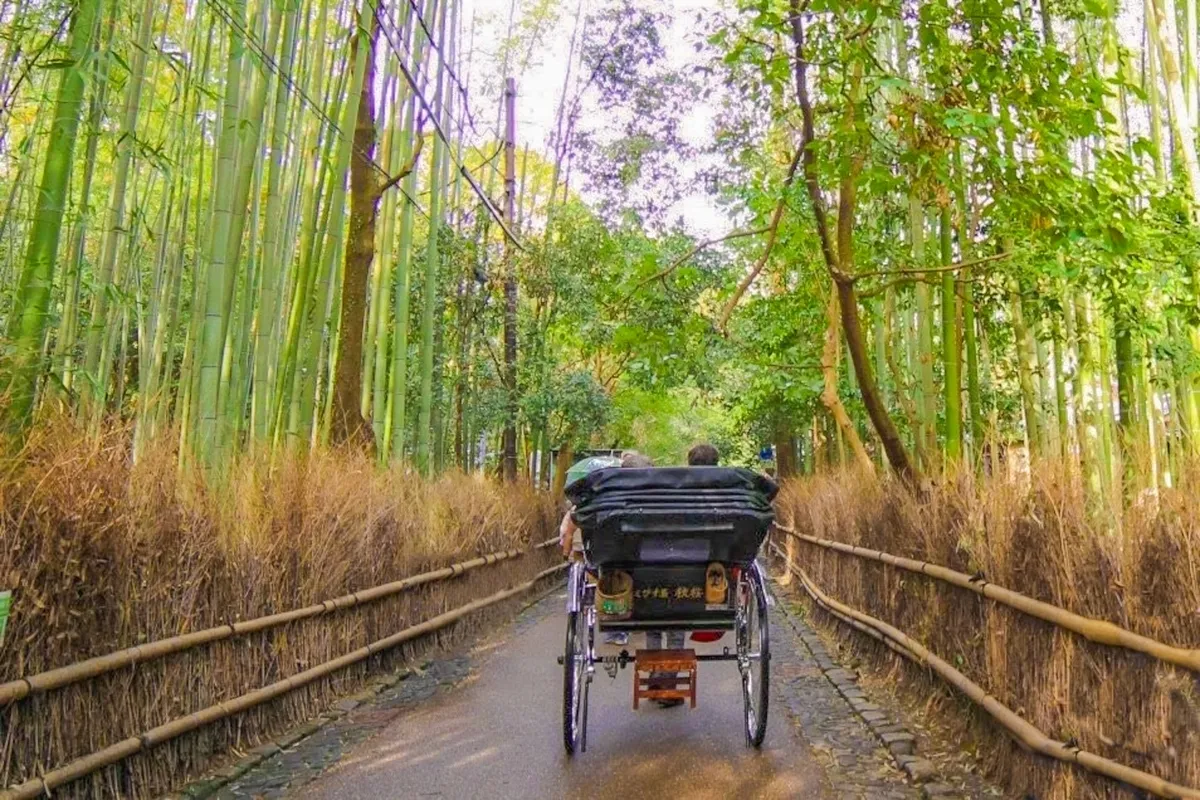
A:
777;464;1200;799
0;418;558;798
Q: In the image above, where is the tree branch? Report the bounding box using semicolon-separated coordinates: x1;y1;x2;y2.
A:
715;150;803;331
856;275;917;299
377;118;427;196
789;3;839;276
852;250;1010;284
600;351;633;390
618;225;772;306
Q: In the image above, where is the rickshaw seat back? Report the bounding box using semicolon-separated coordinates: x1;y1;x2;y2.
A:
565;467;777;567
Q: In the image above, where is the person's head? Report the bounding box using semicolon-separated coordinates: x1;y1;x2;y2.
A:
620;450;653;468
687;443;719;466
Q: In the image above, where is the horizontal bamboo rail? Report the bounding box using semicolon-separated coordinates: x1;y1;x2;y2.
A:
767;542;920;665
775;552;1200;799
0;538;557;706
0;562;567;800
774;524;1200;673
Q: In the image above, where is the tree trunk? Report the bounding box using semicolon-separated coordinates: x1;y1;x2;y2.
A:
820;284;874;473
551;439;574;500
331;10;379;448
774;417;797;479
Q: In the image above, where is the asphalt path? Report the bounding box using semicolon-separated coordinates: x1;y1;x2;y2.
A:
294;591;831;800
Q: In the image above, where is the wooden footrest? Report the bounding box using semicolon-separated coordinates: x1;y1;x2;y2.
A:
633;649;698;709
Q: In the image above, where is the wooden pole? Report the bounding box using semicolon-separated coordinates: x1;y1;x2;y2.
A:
501;76;519;481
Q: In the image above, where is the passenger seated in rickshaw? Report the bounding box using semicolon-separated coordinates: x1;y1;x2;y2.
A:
559;450;654;647
559;443;728;706
643;442;721;706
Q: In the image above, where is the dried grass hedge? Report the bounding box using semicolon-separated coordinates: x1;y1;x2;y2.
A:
0;419;558;798
777;465;1200;800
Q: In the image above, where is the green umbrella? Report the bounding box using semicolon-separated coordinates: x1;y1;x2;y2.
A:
565;455;621;487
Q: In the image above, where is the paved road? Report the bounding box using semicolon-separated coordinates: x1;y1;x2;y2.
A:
293;593;832;800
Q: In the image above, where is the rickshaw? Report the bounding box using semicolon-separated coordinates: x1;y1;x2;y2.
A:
559;466;777;755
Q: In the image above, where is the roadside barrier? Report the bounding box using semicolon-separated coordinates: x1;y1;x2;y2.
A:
768;526;1200;799
0;538;556;706
773;524;1200;672
1;539;561;799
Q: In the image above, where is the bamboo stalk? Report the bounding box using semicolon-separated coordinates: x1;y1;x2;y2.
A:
780;557;1200;800
774;524;1200;672
0;539;556;706
0;563;566;800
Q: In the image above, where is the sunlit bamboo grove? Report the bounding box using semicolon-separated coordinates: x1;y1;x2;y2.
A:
709;0;1200;509
0;0;553;475
3;0;1200;506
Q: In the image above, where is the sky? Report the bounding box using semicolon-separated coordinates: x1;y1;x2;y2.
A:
448;0;1161;239
457;0;733;237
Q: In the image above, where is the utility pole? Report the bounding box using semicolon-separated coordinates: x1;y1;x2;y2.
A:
501;77;519;482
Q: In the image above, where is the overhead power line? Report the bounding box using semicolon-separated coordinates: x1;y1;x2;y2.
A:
203;0;429;217
375;5;525;250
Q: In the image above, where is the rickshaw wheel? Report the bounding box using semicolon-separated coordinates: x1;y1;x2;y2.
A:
738;564;770;748
562;606;591;755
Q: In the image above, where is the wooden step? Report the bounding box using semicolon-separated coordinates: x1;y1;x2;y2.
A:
633;648;698;709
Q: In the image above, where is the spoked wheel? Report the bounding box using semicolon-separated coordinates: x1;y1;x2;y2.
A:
563;587;594;754
737;562;770;748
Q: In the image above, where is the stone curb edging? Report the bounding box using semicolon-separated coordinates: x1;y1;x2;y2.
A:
166;583;564;800
771;587;965;800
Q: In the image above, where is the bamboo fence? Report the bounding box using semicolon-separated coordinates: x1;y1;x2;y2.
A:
0;560;565;800
0;538;556;706
773;523;1200;671
769;541;1200;799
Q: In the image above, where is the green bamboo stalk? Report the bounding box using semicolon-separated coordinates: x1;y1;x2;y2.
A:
54;6;115;396
250;0;300;443
953;174;982;458
940;206;960;463
363;57;406;422
416;0;452;475
389;0;437;462
386;115;419;460
1010;284;1043;457
174;23;216;457
1070;287;1099;489
4;0;103;431
194;0;246;465
270;0;335;445
80;0;158;419
278;33;347;446
1095;303;1117;494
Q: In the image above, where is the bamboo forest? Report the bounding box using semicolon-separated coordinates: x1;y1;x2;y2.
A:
0;0;1195;498
10;0;1200;797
